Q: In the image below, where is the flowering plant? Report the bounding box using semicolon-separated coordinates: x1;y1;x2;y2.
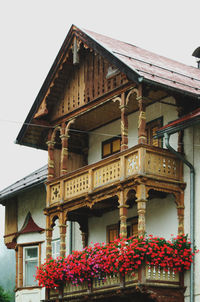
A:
35;234;196;288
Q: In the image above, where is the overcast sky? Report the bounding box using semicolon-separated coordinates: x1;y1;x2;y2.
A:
0;0;199;238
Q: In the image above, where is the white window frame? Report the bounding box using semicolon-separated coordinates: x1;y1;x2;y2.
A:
52;238;60;259
23;246;39;287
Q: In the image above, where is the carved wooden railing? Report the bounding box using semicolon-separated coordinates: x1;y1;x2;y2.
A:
48;265;182;301
46;145;183;206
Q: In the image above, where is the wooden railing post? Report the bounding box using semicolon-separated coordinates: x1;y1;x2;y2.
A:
136;183;147;237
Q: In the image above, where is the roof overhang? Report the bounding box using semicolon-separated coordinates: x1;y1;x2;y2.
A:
156;108;200;138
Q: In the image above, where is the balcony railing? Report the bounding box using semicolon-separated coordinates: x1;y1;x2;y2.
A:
47;144;183;207
48;265;182;301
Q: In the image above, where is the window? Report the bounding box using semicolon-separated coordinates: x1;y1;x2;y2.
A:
23;246;38;287
52;239;60;259
107;217;138;243
146;117;163;147
127;217;138;238
107;224;119;243
102;136;121;158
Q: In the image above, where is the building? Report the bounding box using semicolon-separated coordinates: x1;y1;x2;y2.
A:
1;25;200;302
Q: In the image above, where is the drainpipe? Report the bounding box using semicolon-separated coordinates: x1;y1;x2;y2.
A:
69;221;73;254
164;133;195;302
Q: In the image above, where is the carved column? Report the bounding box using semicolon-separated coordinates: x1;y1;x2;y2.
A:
118;190;128;238
120;92;128;151
46;215;53;259
59;224;67;258
59;210;67;257
137;86;147;144
46;136;55;181
136;183;147;237
60;131;69;176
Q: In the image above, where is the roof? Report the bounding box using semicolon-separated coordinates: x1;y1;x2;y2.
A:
0;165;47;203
156;108;200;137
84;28;200;95
16;25;200;147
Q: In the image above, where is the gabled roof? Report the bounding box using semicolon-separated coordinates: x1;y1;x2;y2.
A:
156;108;200;137
0;165;47;203
19;212;44;234
16;25;200;147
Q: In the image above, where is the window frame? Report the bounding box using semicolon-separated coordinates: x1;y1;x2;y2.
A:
23;245;39;287
51;238;60;259
102;135;121;159
146;117;163;148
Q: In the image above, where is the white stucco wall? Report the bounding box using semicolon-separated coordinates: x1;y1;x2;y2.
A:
88;97;178;165
16;185;46;301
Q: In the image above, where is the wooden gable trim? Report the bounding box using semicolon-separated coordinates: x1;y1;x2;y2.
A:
16;25;141;147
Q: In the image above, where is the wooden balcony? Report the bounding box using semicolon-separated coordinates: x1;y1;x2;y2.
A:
48;265;183;301
46;145;183;208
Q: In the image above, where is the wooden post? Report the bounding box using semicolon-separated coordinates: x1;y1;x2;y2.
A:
46;215;53;259
59;212;67;257
18;245;23;287
137;86;147;144
118;190;128;238
120;92;128;151
46;139;55;180
136;184;147;237
60;133;69;176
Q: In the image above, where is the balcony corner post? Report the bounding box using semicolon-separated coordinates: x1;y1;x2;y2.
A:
46;137;55;181
118;190;129;238
59;211;67;258
46;215;53;259
136;183;148;237
137;85;147;145
120;92;129;151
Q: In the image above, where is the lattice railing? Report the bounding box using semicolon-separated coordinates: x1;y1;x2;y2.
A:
64;173;89;198
145;150;181;180
47;145;182;205
93;160;121;188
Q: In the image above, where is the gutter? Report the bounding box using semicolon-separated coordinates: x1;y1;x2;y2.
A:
164;133;195;302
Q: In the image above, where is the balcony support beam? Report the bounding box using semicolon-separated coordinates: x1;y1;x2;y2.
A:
136;183;147;237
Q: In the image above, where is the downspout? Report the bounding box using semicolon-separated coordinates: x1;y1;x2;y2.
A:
164;133;195;302
69;221;73;254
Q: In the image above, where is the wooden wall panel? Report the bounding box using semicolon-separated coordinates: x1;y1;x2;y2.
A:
50;51;128;121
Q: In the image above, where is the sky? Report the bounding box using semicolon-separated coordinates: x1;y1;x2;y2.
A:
0;0;199;238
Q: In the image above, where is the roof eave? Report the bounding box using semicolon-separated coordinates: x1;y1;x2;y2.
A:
156;115;200;138
0;179;46;205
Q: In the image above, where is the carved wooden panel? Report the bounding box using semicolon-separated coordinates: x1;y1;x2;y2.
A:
50;183;61;203
126;152;139;176
145;151;180;180
50;52;128;121
64;173;89;199
93;160;121;188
